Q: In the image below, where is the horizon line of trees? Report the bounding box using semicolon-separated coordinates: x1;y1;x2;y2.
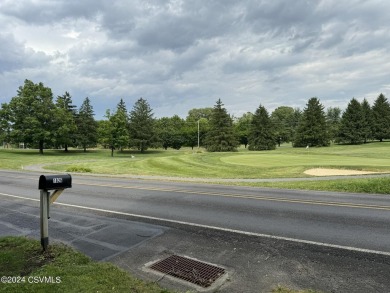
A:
1;79;390;154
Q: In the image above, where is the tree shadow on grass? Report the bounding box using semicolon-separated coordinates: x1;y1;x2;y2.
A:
117;149;166;155
1;149;101;157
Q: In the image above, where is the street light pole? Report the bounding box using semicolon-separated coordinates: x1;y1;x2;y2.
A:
197;119;200;149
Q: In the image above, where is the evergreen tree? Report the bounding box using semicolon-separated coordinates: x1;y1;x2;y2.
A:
204;99;238;152
337;98;363;144
8;80;56;154
129;98;156;152
361;98;373;143
55;92;77;152
98;110;116;156
110;98;130;152
117;98;127;113
77;97;98;152
248;105;276;150
372;93;390;142
294;97;330;147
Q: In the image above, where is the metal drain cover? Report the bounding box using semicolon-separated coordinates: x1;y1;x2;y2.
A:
149;255;226;288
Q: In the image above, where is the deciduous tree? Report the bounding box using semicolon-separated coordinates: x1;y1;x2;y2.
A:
234;112;252;148
186;108;213;122
271;106;295;146
156;115;185;150
326;107;342;143
0;103;11;147
8;80;56;154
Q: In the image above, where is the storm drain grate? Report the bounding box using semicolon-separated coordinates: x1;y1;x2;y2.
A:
149;255;226;288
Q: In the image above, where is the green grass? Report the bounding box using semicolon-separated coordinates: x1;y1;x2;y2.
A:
224;177;390;194
1;143;390;193
0;236;171;293
41;143;390;178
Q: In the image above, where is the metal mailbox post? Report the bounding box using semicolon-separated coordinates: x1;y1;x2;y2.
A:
38;174;72;251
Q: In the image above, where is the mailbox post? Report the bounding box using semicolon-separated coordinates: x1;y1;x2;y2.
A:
38;174;72;251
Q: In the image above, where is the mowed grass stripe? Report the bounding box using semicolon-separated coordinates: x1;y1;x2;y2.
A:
1;142;390;179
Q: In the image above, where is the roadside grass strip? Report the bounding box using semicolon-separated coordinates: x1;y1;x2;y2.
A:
0;236;171;293
232;177;390;194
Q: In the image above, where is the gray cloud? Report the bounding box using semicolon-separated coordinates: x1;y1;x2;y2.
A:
0;33;50;73
0;0;104;24
1;0;389;119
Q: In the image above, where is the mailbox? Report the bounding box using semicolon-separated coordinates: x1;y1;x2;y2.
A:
38;174;72;190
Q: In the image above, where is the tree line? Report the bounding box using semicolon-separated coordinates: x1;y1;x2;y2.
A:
1;80;390;154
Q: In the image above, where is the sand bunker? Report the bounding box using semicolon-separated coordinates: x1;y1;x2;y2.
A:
304;168;381;176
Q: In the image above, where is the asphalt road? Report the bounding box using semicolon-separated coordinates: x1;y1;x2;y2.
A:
1;170;390;292
1;170;390;255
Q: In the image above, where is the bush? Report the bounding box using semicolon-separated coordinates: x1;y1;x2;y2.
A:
65;166;92;173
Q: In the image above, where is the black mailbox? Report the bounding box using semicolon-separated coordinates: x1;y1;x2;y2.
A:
39;174;72;190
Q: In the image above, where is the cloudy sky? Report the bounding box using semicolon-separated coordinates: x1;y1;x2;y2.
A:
1;0;390;119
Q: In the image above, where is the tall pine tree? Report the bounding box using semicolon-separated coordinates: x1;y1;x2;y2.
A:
248;105;276;150
361;98;373;143
129;98;156;152
337;98;363;144
372;93;390;142
294;97;330;147
110;98;130;152
205;99;238;152
98;110;116;156
55;92;77;152
77;97;97;152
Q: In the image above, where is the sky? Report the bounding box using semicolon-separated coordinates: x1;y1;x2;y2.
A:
1;0;390;119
